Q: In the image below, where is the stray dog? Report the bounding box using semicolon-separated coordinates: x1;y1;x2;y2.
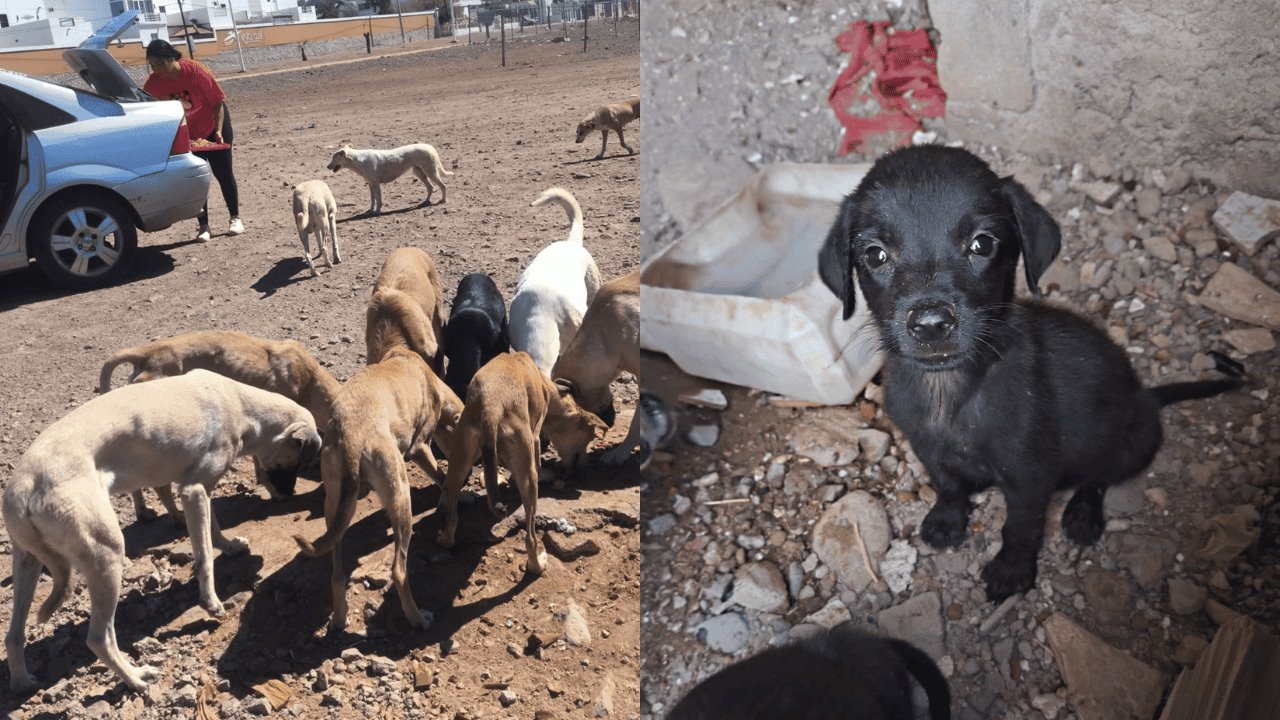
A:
327;143;453;213
637;392;677;470
98;330;342;522
443;273;510;399
4;370;320;692
293;346;463;632
367;247;447;372
818;145;1242;602
437;352;606;575
509;188;602;375
551;270;639;465
575;95;640;159
292;180;341;276
667;623;951;720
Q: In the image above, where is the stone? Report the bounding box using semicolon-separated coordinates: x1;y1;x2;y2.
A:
245;697;273;716
1135;188;1162;220
498;689;518;707
1032;692;1066;719
1212;191;1280;256
805;597;852;629
730;561;790;613
562;602;592;646
1081;567;1134;628
1040;259;1081;293
593;672;616;717
1223;327;1275;355
788;409;861;466
877;591;945;661
685;424;720;447
1071;180;1122;207
1105;476;1148;517
1114;533;1177;590
1196;262;1280;331
1205;598;1244;626
1196;505;1261;564
678;388;728;410
1183;227;1220;257
697;612;750;654
880;539;917;595
1043;612;1170;720
648;513;678;536
812;491;891;592
1167;578;1208;615
1174;635;1209;666
320;688;344;707
367;655;397;677
412;660;434;689
854;429;892;464
1143;235;1178;263
1162;167;1192;194
1087;155;1116;180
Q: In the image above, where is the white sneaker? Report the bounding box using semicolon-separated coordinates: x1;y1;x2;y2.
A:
195;225;211;243
228;218;244;235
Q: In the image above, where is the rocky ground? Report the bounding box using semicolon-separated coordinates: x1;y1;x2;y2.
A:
1;29;641;719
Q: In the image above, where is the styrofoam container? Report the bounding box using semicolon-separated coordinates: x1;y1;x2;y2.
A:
640;163;882;405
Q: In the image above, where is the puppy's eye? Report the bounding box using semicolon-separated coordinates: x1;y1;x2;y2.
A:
969;233;996;257
863;246;889;269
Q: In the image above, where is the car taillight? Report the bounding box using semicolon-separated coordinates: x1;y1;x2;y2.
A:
170;117;191;155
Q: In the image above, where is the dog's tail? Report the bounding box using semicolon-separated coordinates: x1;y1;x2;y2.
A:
1149;379;1242;406
293;441;360;558
98;348;146;393
367;288;439;365
886;639;952;720
531;187;584;245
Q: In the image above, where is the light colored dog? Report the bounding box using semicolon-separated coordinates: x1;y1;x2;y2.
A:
3;370;321;693
292;180;341;277
98;330;342;522
551;270;640;465
293;346;463;633
509;188;602;376
327;143;453;213
367;247;447;373
437;352;606;576
575;95;640;159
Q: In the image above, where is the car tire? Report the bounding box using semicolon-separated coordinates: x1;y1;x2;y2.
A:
29;192;138;290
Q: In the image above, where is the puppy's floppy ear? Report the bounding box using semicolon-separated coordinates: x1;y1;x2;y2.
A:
1000;178;1061;297
554;377;578;397
818;200;857;320
280;420;322;466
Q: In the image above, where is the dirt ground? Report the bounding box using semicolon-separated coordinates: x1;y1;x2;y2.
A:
0;30;640;720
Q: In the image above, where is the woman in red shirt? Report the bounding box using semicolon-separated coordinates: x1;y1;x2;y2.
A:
143;40;243;242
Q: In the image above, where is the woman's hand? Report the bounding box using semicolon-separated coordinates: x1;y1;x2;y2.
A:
213;130;224;143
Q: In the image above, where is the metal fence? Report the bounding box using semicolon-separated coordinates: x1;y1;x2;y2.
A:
445;0;640;52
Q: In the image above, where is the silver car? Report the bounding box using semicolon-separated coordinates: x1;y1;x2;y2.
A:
0;13;211;290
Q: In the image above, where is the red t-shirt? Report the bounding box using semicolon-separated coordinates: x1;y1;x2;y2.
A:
143;58;226;140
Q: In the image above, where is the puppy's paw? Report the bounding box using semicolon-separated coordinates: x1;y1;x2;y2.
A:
135;665;162;687
202;597;226;617
10;671;39;694
221;536;251;555
526;550;548;576
487;500;509;519
981;554;1036;603
921;504;970;548
1062;497;1106;546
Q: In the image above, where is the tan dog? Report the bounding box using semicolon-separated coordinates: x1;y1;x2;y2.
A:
292;179;341;277
575;95;640;159
3;370;320;692
367;247;447;373
437;353;606;576
551;270;640;465
327;143;453;213
98;330;342;522
293;346;463;632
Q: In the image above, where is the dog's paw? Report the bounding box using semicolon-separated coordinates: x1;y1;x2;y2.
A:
134;506;158;522
600;443;634;466
436;529;456;549
1062;496;1106;546
487;500;509;519
921;504;970;548
408;609;434;630
9;671;39;695
981;554;1036;603
202;597;226;617
526;550;548;576
221;536;251;555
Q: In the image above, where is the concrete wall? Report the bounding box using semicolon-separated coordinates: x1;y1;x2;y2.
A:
933;0;1280;196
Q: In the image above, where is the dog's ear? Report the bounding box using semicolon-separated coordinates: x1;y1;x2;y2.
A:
281;420;322;466
554;377;578;398
1000;178;1062;297
818;200;857;320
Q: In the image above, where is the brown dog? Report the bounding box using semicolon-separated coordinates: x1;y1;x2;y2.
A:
98;330;342;521
293;346;463;632
575;95;640;160
437;352;606;576
367;248;446;373
551;271;639;465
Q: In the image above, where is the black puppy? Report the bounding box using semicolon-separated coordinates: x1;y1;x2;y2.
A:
818;146;1241;602
443;273;510;399
667;624;950;720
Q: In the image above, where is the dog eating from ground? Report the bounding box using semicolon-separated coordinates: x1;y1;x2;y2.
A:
367;247;447;372
327;143;453;213
443;273;510;399
292;179;341;277
818;145;1242;602
667;623;951;720
98;330;342;522
293;346;463;633
575;95;639;160
4;370;321;692
509;187;602;375
551;270;639;464
437;352;606;576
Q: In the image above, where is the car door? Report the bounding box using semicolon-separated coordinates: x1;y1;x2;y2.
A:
0;88;48;274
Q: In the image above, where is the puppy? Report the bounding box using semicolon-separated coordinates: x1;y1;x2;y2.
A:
327;143;453;213
551;270;639;465
292;179;341;276
818;145;1241;602
509;188;602;375
98;330;342;522
443;273;510;399
637;391;677;470
667;623;950;720
293;346;463;632
367;247;447;372
3;370;321;692
575;95;640;159
437;353;606;575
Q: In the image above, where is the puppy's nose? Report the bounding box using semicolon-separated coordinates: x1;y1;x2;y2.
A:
907;304;957;343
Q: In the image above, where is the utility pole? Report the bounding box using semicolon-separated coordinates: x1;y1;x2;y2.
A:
222;2;247;72
395;0;405;43
448;0;459;42
176;0;196;57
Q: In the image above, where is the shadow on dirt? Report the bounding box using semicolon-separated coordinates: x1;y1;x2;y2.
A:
251;258;312;298
0;244;181;313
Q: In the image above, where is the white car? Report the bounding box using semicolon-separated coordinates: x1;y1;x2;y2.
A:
0;14;211;290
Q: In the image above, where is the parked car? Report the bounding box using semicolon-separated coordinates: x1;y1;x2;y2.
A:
0;12;211;290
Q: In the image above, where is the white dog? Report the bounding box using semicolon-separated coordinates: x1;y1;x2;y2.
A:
509;188;602;375
3;370;321;693
327;143;453;214
292;180;340;276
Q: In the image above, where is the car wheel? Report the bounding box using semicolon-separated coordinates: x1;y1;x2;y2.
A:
30;192;138;290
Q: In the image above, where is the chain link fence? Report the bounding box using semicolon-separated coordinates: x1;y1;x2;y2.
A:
442;0;640;52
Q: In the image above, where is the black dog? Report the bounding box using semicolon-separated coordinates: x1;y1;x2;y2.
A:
818;146;1241;602
667;624;950;720
443;273;510;399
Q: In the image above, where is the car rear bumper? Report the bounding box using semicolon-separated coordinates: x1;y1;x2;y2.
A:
119;154;213;232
